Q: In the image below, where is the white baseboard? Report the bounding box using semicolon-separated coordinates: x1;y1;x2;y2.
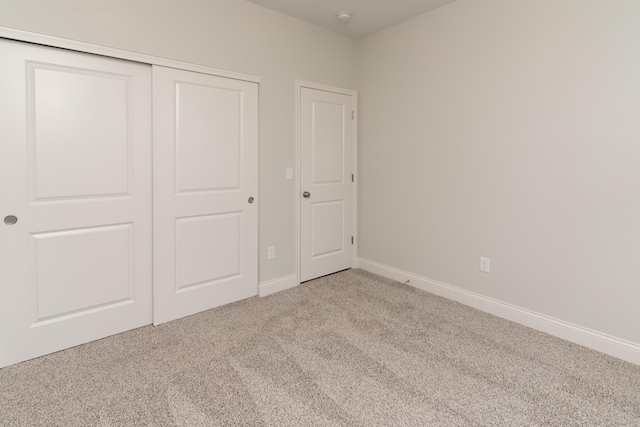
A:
258;274;298;297
358;257;640;366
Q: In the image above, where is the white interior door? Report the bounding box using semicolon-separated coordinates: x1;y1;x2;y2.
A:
153;66;258;325
0;39;152;368
300;87;354;282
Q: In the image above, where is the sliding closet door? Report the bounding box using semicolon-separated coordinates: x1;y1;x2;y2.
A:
153;66;258;325
0;39;152;368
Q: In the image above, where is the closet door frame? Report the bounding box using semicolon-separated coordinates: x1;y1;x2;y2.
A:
0;27;259;85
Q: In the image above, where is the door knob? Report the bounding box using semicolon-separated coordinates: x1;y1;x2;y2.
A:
248;197;254;204
4;215;18;225
302;191;311;198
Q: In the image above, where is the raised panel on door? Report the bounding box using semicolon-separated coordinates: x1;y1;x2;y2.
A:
153;66;258;325
32;224;134;322
0;39;152;368
175;213;242;290
300;87;354;282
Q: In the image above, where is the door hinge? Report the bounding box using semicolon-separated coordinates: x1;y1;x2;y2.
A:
352;111;355;120
351;174;354;182
351;236;354;245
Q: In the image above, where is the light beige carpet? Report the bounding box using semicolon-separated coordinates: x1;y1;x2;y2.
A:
1;269;638;426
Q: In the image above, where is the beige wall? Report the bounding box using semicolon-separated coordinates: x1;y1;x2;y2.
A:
357;0;640;345
0;0;358;283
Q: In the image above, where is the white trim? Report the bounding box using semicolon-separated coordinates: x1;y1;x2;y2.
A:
358;257;640;366
258;274;297;297
0;26;259;83
295;80;358;285
297;80;357;96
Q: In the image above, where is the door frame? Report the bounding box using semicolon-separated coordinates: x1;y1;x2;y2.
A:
0;27;259;84
295;80;358;285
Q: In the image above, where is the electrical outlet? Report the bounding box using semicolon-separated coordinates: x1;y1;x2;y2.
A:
480;257;490;273
286;168;293;180
267;246;276;260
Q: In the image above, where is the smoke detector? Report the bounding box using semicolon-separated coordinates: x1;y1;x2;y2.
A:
337;11;351;23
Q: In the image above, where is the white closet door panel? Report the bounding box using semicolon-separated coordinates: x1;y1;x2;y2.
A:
0;39;152;368
153;66;258;325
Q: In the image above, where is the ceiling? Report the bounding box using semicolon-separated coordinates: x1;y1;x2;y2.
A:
244;0;459;39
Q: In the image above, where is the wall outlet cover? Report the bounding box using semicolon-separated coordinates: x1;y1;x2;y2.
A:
480;257;490;273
